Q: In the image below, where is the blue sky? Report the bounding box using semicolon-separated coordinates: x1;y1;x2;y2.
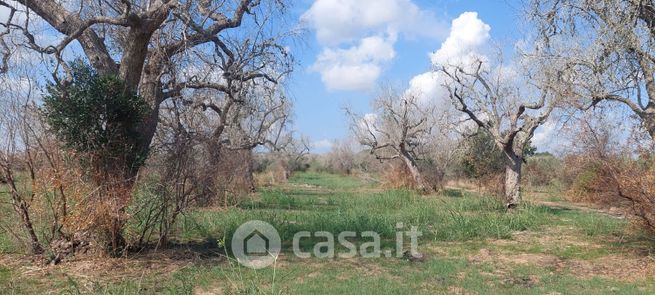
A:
286;0;527;152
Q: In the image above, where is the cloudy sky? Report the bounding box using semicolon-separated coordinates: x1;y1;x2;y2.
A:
285;0;554;153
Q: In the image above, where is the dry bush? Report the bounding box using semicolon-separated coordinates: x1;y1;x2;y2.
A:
255;136;310;187
611;159;655;232
353;151;386;174
255;158;290;187
479;173;506;199
381;160;415;190
0;104;134;260
524;154;564;188
324;140;356;175
417;160;445;191
567;155;655;233
560;109;631;205
557;109;655;233
207;149;256;207
563;155;619;204
39;156;142;260
0;96;111;259
382;159;444;191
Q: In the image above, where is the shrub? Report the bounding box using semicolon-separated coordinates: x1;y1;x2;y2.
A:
381;160;415;190
42;60;149;255
563;155;620;205
325;140;356;175
457;130;506;180
562;153;655;234
603;159;655;233
524;153;563;187
43;60;148;179
205;149;255;207
417;159;445;191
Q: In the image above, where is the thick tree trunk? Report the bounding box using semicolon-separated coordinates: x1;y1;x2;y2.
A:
504;152;523;209
644;112;655;140
401;153;429;193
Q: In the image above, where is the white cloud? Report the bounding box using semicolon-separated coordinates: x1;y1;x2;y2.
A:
312;139;334;150
407;71;443;102
532;120;558;152
302;0;444;46
363;113;378;126
406;12;491;103
356;113;380;136
303;0;446;91
311;35;396;91
430;12;490;66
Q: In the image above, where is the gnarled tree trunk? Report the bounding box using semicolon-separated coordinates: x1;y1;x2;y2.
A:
401;152;429;193
643;111;655;140
503;150;523;209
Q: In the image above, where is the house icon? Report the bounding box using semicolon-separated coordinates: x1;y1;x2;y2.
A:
232;220;281;269
244;230;270;256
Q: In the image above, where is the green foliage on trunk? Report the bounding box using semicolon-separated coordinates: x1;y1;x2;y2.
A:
42;60;148;177
458;130;536;179
459;130;506;179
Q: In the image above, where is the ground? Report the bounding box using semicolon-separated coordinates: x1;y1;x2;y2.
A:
1;172;655;294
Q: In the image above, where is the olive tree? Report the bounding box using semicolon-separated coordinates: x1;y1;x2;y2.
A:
0;0;294;254
530;0;655;139
347;88;438;192
0;0;292;179
439;57;560;208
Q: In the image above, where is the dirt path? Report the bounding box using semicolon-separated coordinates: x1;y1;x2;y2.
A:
536;200;626;218
445;185;627;219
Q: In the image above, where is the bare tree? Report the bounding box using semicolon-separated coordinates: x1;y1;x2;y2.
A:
0;1;294;252
0;112;43;254
275;133;310;175
347;88;437;193
0;76;43;254
325;139;357;175
440;58;558;208
0;0;293;180
530;0;655;139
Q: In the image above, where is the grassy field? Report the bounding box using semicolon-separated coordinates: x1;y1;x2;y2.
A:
1;172;655;294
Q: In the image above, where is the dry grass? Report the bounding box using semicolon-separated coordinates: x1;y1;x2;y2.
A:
381;160;416;190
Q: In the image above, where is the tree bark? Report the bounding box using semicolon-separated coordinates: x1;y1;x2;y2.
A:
643;111;655;140
4;171;43;254
14;199;43;254
401;152;429;193
504;151;523;209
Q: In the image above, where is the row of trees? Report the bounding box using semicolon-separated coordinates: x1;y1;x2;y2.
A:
348;56;559;208
349;0;655;210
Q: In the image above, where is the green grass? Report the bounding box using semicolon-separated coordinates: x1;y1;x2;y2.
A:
0;232;15;254
287;172;375;190
183;184;558;251
567;212;627;237
0;189;17;254
1;172;654;294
